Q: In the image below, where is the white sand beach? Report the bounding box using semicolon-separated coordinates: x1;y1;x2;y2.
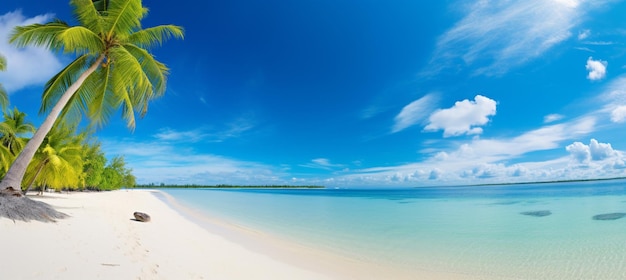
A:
0;190;468;280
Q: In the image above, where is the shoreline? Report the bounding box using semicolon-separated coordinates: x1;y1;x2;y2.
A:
0;189;472;279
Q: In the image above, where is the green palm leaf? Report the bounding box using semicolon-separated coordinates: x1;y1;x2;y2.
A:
0;54;5;71
57;26;104;55
70;0;105;34
105;0;145;38
127;25;184;48
0;54;8;111
9;21;69;52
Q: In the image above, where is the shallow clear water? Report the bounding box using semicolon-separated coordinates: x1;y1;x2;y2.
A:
162;180;626;279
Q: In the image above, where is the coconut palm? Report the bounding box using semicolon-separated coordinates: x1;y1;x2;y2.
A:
0;54;8;111
23;124;85;194
0;108;36;176
0;108;36;155
0;0;183;197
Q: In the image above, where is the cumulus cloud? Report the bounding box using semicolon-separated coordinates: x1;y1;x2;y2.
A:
428;169;442;180
0;11;64;93
428;0;597;76
392;94;437;133
424;95;497;137
566;139;619;163
586;57;607;81
544;113;565;123
566;141;591;163
329;116;597;186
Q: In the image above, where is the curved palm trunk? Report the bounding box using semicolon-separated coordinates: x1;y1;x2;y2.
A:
0;55;104;196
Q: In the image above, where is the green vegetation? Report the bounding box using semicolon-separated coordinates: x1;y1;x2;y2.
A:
136;184;325;189
460;177;626;186
0;53;8;110
0;0;183;196
17;123;134;193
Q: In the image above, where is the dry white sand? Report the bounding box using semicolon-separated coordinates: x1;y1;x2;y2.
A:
0;190;469;280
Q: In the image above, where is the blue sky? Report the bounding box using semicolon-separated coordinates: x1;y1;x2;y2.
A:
2;0;626;187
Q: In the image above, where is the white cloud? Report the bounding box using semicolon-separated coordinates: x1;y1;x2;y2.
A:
610;106;626;123
0;11;64;93
392;94;437;133
102;138;287;185
325;116;599;186
544;114;564;123
566;139;621;164
596;75;626;122
301;158;345;170
566;141;591;163
583;41;615;46
424;95;496;137
428;169;442;180
586;57;607;81
578;29;590;40
154;118;255;143
428;0;605;76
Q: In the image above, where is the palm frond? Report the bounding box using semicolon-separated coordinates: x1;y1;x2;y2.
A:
41;55;90;115
0;86;7;112
0;54;6;111
110;46;152;99
105;0;145;38
85;63;117;128
123;43;168;95
0;54;6;71
58;26;104;55
9;21;70;52
70;0;105;34
125;25;184;48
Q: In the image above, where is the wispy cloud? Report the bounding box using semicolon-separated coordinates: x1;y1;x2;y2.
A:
544;114;565;123
154;128;208;142
154;117;256;143
300;158;345;170
598;75;626;122
392;94;438;133
424;95;497;137
610;106;626;123
582;41;615;46
102;138;286;185
0;11;64;93
428;0;602;76
586;57;607;81
578;29;591;40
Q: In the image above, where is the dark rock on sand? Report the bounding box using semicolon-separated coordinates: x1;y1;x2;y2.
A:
520;210;552;217
133;211;151;222
592;212;626;221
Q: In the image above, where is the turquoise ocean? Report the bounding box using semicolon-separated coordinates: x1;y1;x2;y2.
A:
161;180;626;279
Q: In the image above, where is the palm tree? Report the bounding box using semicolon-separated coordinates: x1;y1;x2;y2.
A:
23;124;85;194
0;0;183;197
0;108;36;175
0;54;8;111
0;108;36;155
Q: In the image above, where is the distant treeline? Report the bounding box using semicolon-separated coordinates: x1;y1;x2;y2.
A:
135;184;326;189
461;176;626;187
